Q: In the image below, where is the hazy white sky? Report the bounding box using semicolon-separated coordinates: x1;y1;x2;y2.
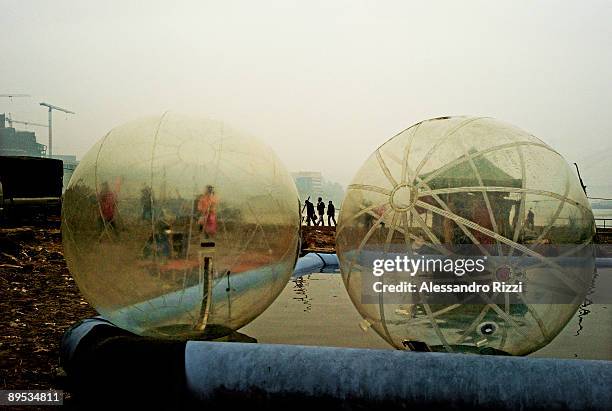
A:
1;0;611;196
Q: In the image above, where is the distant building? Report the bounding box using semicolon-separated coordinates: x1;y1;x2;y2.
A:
292;171;323;199
1;113;79;190
291;171;345;208
0;113;46;157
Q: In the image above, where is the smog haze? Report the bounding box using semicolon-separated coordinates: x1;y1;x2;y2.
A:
1;0;611;196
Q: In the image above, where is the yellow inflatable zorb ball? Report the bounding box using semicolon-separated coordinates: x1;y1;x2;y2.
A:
336;116;595;355
62;113;300;339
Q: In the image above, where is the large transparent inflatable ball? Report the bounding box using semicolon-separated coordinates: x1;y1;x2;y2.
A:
62;113;300;339
336;116;595;355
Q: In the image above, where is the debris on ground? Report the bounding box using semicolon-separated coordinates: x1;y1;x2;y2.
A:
301;226;336;255
0;223;96;400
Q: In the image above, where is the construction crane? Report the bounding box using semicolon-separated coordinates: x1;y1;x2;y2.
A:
39;102;75;157
4;113;48;129
0;94;30;100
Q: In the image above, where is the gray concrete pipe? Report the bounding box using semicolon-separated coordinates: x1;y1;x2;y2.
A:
62;317;612;410
185;341;612;410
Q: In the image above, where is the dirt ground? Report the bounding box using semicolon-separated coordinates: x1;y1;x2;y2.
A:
0;220;97;404
300;225;336;254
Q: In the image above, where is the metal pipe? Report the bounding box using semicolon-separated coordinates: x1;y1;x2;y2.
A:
9;197;61;206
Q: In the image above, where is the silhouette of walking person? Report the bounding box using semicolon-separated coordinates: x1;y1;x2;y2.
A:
327;200;337;226
305;199;317;226
316;197;325;226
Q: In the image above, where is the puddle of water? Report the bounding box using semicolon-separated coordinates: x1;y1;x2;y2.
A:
574;270;598;336
292;276;312;312
282;270;611;359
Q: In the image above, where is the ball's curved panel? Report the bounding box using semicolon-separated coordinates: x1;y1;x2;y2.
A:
336;116;595;355
62;113;300;339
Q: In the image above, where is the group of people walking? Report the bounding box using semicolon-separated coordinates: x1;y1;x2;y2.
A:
303;197;336;226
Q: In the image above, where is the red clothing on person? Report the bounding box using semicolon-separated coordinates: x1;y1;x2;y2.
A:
99;191;117;222
197;194;218;236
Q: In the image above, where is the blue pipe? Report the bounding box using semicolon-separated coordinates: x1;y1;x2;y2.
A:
104;253;338;332
293;252;339;276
